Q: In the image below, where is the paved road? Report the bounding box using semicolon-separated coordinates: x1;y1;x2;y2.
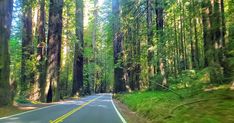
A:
0;93;126;123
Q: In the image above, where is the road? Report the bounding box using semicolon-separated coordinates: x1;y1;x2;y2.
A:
0;93;126;123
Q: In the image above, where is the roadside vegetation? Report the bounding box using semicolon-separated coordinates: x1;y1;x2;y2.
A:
116;69;234;123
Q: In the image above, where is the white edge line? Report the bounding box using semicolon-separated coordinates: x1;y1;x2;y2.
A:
111;94;127;123
0;104;58;120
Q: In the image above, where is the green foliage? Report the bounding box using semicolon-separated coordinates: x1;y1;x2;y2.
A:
116;89;234;123
15;96;31;104
9;37;22;98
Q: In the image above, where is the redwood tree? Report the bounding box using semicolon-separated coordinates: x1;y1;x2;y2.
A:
21;0;34;98
202;0;224;83
44;0;64;102
72;0;84;96
0;0;13;106
156;0;168;87
37;0;46;101
112;0;125;93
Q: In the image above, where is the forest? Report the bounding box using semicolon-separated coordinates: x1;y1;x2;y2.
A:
0;0;234;122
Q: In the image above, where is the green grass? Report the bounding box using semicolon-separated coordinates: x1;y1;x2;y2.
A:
115;88;234;123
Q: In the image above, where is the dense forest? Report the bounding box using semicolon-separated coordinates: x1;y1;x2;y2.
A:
1;0;234;121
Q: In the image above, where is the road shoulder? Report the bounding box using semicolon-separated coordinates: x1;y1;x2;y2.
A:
0;103;54;118
113;99;151;123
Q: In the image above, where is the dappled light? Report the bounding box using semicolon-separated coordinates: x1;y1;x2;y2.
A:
0;0;234;123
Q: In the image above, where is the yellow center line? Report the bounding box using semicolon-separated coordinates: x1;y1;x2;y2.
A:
50;96;102;123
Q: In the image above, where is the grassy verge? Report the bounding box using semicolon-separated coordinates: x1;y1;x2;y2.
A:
115;87;234;123
0;106;25;118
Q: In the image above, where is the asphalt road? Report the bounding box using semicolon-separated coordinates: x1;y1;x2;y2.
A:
0;93;126;123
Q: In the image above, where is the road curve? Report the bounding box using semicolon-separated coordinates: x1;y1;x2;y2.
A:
0;93;126;123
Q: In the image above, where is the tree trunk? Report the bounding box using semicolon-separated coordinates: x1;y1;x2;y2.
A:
179;1;186;70
21;0;34;98
189;11;196;69
174;12;179;75
225;0;234;87
44;0;64;102
0;0;13;106
92;0;98;93
37;0;47;101
135;17;141;90
112;0;125;93
72;0;84;96
191;0;200;69
156;0;168;88
147;0;154;80
218;0;226;64
202;0;223;83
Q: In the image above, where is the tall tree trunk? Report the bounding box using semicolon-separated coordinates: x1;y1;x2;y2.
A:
219;0;226;64
135;17;141;90
21;0;34;98
0;0;13;106
72;0;84;96
156;0;168;87
147;0;154;82
174;12;179;75
192;0;200;69
212;0;221;63
182;2;188;69
112;0;125;93
92;0;98;93
224;0;234;88
202;0;223;83
44;0;64;102
37;0;46;101
190;16;196;69
179;1;186;70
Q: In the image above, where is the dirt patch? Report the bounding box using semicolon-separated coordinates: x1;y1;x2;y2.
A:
15;103;53;110
0;98;82;118
0;103;54;118
113;99;151;123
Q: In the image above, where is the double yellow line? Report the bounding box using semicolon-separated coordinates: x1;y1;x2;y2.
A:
50;96;102;123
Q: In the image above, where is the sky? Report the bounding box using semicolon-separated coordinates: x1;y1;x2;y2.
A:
84;0;105;27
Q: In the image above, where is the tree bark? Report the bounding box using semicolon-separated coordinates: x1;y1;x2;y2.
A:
37;0;46;101
179;1;186;70
72;0;84;96
44;0;64;102
135;17;141;90
225;0;234;87
156;0;168;87
21;0;34;98
173;12;179;75
147;0;154;80
202;0;223;83
192;0;200;69
92;0;98;94
112;0;125;93
0;0;13;106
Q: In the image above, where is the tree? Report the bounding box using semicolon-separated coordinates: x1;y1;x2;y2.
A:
225;0;234;89
92;0;98;93
201;0;224;83
72;0;84;96
44;0;64;102
112;0;125;93
147;0;154;80
0;0;13;106
156;0;168;87
21;0;35;99
37;0;47;101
